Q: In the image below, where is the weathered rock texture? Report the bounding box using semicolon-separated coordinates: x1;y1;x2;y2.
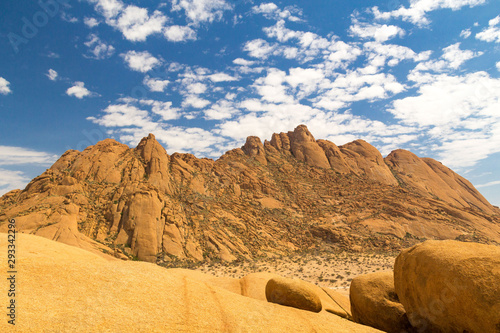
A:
350;272;413;333
167;270;352;319
1;125;499;263
0;233;381;332
394;240;500;333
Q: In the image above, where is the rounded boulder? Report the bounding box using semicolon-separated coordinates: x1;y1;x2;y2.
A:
394;240;500;333
350;271;413;333
265;276;322;313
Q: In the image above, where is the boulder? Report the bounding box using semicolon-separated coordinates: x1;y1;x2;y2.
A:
350;272;413;333
266;276;322;312
394;240;500;333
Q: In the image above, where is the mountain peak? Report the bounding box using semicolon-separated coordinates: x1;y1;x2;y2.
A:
242;136;267;165
1;126;498;263
290;124;316;143
135;133;172;194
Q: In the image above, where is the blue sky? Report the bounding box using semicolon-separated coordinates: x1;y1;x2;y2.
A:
1;0;500;206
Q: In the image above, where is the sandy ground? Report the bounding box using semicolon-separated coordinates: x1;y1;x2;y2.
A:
196;251;397;297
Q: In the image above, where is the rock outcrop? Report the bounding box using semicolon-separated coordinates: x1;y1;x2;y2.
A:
266;276;323;312
288;125;331;169
0;233;379;332
385;150;496;214
340;140;398;186
350;272;413;333
394;240;500;333
1;125;499;263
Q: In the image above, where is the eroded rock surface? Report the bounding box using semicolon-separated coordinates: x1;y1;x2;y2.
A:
1;125;499;263
350;272;413;333
394;240;500;333
0;233;380;332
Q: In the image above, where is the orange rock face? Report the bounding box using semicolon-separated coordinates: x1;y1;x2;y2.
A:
0;233;382;333
1;125;499;263
394;240;500;333
350;272;412;333
385;150;496;214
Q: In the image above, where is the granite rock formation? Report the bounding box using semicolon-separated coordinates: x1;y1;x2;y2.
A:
1;125;499;262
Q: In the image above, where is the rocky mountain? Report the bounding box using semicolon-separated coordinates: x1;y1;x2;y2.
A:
1;125;499;263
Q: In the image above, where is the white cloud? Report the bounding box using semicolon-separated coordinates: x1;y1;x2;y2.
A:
80;0;498;171
46;51;60;59
215;100;416;152
89;0;123;19
115;6;168;42
263;19;300;43
147;126;226;157
284;67;326;100
0;77;12;95
260;20;363;66
209;73;238;82
168;62;185;72
0;146;58;166
285;67;324;88
186;82;207;94
349;20;405;42
496;62;500;72
476;15;500;43
204;100;239;120
88;0;168;42
393;72;500;127
252;2;303;22
88;0;231;42
244;39;277;59
84;17;100;28
476;180;500;188
460;28;471;38
139;100;180;121
233;58;255;66
171;0;233;25
182;95;210;108
121;51;160;72
490;15;500;26
61;12;78;23
372;0;487;26
441;43;480;69
88;103;151;128
363;41;431;68
163;25;197;42
0;146;57;193
143;76;170;92
46;69;58;81
253;68;295;104
84;34;115;60
0;169;31;195
413;43;481;73
389;71;500;167
66;82;92;99
88;99;226;157
313;70;405;110
252;3;278;15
